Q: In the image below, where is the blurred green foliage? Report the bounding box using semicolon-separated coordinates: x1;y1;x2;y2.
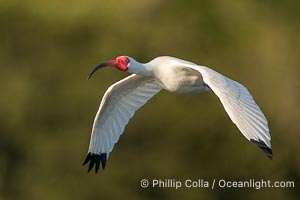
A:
0;0;299;199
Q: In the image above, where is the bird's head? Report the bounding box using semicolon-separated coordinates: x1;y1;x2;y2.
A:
88;56;130;79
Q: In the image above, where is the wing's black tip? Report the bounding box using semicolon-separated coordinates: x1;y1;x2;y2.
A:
250;139;273;160
83;153;107;173
101;153;107;169
82;152;92;166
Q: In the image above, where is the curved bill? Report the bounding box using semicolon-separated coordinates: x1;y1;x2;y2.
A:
87;63;108;79
87;60;118;80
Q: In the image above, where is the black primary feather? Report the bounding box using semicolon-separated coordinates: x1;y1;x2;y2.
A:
250;139;273;159
82;152;91;166
101;153;107;169
83;153;107;173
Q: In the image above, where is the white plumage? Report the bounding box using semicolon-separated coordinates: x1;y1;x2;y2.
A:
83;56;272;173
89;75;162;155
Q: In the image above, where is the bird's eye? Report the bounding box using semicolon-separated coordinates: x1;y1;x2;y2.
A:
126;57;130;64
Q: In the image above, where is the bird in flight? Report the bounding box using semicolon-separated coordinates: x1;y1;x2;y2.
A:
83;56;272;173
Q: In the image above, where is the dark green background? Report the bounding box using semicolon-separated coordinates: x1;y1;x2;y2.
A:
0;0;299;199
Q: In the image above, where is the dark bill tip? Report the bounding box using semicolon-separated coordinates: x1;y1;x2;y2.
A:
87;62;109;80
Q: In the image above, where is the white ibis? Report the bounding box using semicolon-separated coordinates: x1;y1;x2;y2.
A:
83;56;272;173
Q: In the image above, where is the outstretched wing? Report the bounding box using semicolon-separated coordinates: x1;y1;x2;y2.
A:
174;58;272;159
83;74;162;172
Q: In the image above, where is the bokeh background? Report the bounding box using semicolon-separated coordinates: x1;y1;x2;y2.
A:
0;0;299;199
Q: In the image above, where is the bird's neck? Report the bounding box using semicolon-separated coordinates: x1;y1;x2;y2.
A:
128;62;154;77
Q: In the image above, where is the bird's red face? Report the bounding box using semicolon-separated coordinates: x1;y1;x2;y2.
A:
88;56;130;79
114;56;130;71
